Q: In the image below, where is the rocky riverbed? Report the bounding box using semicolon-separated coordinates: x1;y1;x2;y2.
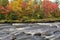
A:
0;23;60;40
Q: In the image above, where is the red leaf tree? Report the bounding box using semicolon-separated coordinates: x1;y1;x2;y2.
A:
42;0;58;18
0;5;10;14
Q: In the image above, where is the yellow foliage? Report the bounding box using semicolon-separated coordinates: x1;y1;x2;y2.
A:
9;0;24;12
8;0;36;11
28;0;35;6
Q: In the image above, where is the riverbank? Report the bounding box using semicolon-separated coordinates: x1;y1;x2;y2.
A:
0;18;60;23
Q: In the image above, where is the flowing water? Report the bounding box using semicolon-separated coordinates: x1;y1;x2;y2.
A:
0;23;60;40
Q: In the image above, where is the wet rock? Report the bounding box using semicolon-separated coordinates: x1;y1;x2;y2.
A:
44;38;49;40
53;30;60;34
45;33;52;36
26;33;31;35
34;33;41;36
15;32;26;37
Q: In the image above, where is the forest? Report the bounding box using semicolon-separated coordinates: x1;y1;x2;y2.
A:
0;0;60;22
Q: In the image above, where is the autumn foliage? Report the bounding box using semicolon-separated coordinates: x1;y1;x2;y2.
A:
0;0;60;22
42;0;58;17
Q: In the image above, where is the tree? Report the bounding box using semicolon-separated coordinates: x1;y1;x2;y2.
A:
42;0;58;18
1;0;8;6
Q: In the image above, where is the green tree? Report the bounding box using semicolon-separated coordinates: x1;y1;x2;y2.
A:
1;0;8;6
